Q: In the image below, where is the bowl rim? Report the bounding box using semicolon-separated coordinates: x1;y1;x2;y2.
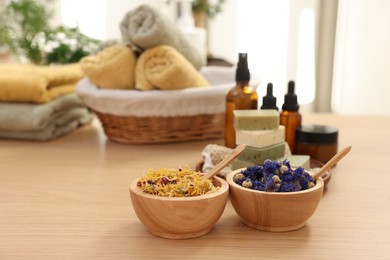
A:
226;168;324;195
129;175;229;201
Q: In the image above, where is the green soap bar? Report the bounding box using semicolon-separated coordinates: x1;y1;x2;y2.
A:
233;109;279;130
232;155;310;171
276;155;311;170
231;158;254;170
237;142;286;164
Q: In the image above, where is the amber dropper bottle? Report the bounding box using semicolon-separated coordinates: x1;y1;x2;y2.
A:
225;53;258;148
280;81;301;154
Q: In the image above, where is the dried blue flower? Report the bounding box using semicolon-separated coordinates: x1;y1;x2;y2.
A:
265;177;279;192
234;159;316;193
279;182;300;192
282;159;291;168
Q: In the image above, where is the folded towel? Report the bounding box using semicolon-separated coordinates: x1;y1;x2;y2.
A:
0;63;83;103
0;107;93;141
120;4;205;70
135;45;209;90
80;44;136;89
0;93;87;131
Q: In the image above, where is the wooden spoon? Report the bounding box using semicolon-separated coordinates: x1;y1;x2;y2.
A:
312;146;352;180
204;144;247;179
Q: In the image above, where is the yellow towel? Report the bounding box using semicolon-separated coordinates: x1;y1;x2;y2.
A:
135;45;209;90
0;63;83;103
80;44;136;89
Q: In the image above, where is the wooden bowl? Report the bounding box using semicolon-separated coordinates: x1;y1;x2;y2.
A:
226;169;324;232
129;176;229;239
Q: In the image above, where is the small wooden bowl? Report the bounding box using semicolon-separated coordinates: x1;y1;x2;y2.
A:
226;169;324;232
129;176;229;239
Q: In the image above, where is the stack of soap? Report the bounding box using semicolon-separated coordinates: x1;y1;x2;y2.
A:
231;109;286;170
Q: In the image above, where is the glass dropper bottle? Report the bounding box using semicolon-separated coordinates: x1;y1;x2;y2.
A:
225;53;258;148
280;81;301;154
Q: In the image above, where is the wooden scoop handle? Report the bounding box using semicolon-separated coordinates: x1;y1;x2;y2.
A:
312;146;352;180
204;144;247;179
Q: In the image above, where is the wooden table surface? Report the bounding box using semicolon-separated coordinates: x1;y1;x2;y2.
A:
1;113;389;259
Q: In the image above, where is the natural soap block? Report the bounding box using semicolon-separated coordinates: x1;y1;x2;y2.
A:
276;155;311;170
231;158;254;170
233;109;279;131
236;125;285;148
231;154;310;171
237;142;286;164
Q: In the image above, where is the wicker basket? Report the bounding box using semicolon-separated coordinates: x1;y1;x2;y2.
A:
76;67;260;144
94;111;225;144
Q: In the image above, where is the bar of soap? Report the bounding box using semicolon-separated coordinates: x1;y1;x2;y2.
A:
236;125;285;148
231;155;311;171
237;142;286;164
231;158;254;170
233;109;279;130
276;155;311;170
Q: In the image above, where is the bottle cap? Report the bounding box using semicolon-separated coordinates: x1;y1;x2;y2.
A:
261;83;278;110
282;81;299;111
236;53;250;82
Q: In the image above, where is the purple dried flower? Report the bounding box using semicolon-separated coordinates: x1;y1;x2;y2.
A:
265;178;278;192
281;171;296;182
279;182;300;192
282;159;291;168
235;160;316;192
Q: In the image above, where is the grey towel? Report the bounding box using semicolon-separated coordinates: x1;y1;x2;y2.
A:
0;93;86;131
119;4;205;70
0;107;93;141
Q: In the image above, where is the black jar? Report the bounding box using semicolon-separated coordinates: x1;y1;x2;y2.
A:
295;124;338;164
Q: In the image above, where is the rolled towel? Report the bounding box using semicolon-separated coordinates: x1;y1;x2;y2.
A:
80;44;136;89
0;63;83;103
0;93;86;131
120;4;204;70
135;45;209;90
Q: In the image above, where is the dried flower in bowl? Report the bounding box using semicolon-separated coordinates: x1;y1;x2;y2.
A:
137;167;219;197
233;159;315;192
226;160;324;232
130;167;229;239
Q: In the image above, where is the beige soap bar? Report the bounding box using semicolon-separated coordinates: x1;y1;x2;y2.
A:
233;109;279;131
236;125;285;148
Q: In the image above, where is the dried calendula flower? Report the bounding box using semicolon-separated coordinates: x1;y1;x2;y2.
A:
137;168;219;197
234;159;315;192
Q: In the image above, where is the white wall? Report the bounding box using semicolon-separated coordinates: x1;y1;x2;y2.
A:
332;0;390;115
206;0;237;63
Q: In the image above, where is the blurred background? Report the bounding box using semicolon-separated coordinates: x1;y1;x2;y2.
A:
1;0;390;115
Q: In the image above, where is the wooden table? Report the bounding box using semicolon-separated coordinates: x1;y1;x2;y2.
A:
1;114;389;259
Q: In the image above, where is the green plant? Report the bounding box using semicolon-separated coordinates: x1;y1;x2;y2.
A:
0;0;100;64
192;0;226;18
0;0;52;63
44;26;100;64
